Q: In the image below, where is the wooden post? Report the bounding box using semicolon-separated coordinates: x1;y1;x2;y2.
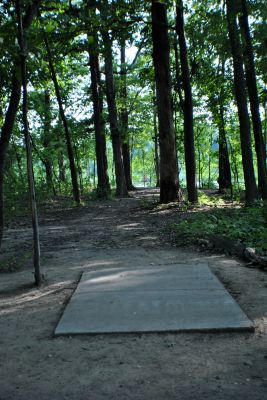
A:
16;0;41;286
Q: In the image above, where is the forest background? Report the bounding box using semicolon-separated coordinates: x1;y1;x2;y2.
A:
0;0;267;282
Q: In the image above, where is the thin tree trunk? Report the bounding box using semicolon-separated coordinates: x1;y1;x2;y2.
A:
208;132;213;188
151;1;181;203
228;138;240;192
196;132;201;189
226;0;258;204
16;0;41;286
217;60;232;192
120;40;134;191
152;85;160;187
58;151;66;184
218;102;232;192
176;0;197;203
12;140;24;182
74;146;83;195
101;0;127;197
43;89;54;189
0;0;40;250
93;159;96;188
87;0;110;198
174;35;184;110
42;28;80;204
130;135;134;179
198;148;201;189
238;0;267;200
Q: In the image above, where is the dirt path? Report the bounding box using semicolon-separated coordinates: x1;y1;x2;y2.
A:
0;189;266;399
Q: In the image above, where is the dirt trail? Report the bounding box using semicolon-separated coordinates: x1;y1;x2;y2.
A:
0;189;266;400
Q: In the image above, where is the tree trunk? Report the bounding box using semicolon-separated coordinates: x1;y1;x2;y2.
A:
152;85;160;187
176;0;197;203
101;1;127;197
0;75;21;250
42;28;80;204
87;0;110;198
12;140;24;182
218;102;232;192
198;146;201;189
174;35;184;111
120;40;135;191
209;60;232;193
43;89;54;189
0;0;40;250
151;1;181;203
88;47;110;197
238;0;267;200
93;159;96;188
226;0;258;204
74;145;83;194
16;0;41;286
58;151;66;184
229;138;240;192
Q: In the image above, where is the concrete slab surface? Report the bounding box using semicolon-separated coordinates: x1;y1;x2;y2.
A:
55;263;253;335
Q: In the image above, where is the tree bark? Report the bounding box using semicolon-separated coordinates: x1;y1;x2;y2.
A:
176;0;197;203
0;0;40;250
12;140;24;182
16;0;41;286
152;85;160;187
89;47;110;197
218;101;232;192
101;0;127;197
217;61;232;193
43;89;54;189
151;1;181;203
174;34;184;111
42;28;80;204
120;40;135;191
238;0;267;200
226;0;258;204
87;0;110;198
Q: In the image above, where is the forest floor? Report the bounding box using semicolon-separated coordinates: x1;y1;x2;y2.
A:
0;188;267;400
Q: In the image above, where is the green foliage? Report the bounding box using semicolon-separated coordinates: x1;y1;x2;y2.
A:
196;191;226;207
173;204;267;255
1;0;267;225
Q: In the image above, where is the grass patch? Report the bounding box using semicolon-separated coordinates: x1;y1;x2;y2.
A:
196;191;227;207
172;205;267;256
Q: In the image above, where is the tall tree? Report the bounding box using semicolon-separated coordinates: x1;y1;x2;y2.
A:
176;0;198;203
0;0;40;250
218;101;232;193
101;0;128;197
87;0;110;197
152;85;160;187
42;27;81;204
211;60;232;193
238;0;267;199
43;89;54;190
151;1;181;203
226;0;258;204
16;0;41;286
120;39;135;191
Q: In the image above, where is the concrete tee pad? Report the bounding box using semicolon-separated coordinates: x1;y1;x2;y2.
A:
55;264;253;335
